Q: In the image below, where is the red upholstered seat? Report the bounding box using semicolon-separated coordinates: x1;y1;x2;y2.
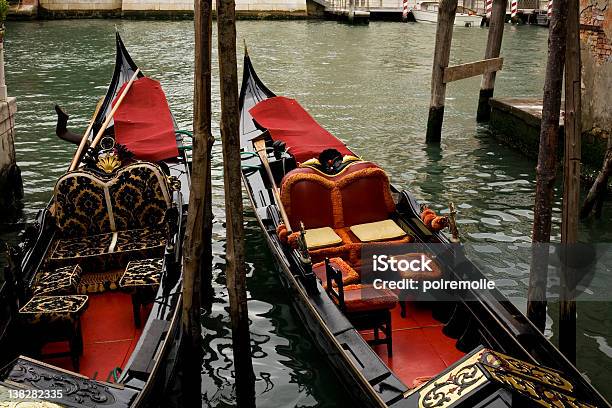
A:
280;161;409;263
339;285;398;313
280;161;396;231
335;163;396;227
280;167;337;231
312;257;360;289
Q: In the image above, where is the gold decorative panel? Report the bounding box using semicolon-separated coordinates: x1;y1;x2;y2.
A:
418;350;488;408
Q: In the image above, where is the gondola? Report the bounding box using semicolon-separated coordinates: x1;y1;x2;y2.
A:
239;51;611;408
0;33;190;407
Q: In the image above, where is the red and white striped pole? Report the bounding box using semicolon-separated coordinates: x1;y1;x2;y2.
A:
402;0;409;21
510;0;518;17
485;0;492;18
547;0;553;17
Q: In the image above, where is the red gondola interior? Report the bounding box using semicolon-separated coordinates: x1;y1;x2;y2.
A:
18;76;177;382
250;96;466;388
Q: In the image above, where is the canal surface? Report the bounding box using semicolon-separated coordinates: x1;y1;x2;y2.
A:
3;19;611;406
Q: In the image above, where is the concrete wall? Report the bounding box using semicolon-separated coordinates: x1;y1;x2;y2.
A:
33;0;307;16
39;0;122;15
123;0;306;12
0;97;23;211
580;0;612;135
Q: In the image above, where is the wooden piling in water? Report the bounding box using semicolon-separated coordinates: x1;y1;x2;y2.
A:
425;0;457;143
476;0;507;122
559;0;581;364
527;0;568;333
181;0;214;403
216;0;256;404
194;0;216;308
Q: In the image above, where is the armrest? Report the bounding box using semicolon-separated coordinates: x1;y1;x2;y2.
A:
325;258;345;311
164;190;183;266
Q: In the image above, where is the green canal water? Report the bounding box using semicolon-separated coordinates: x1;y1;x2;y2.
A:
2;19;611;406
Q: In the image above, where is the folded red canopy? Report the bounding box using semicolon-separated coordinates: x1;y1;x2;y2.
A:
249;96;353;163
113;77;178;162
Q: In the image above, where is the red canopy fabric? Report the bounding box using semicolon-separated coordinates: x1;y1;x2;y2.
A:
113;77;178;162
249;96;353;163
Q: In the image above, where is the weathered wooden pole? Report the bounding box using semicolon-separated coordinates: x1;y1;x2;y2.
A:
559;0;581;364
216;0;256;405
476;0;508;122
181;0;214;403
580;140;611;219
194;0;216;309
425;0;458;143
527;0;568;333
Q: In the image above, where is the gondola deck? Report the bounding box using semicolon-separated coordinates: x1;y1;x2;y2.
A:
40;291;149;380
362;301;465;387
239;51;612;407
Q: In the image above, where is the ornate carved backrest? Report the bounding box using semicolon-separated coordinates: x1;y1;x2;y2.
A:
53;162;172;237
54;172;112;237
107;163;172;231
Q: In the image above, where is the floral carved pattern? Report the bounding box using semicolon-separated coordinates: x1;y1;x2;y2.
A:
3;358;134;407
418;350;489;408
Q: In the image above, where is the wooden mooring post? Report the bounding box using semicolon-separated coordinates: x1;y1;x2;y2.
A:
559;0;581;364
195;0;215;309
426;0;457;143
217;0;256;404
476;0;507;122
425;0;504;142
180;0;214;404
527;0;568;333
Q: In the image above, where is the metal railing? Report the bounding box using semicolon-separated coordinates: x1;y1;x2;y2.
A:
355;0;548;14
328;0;371;12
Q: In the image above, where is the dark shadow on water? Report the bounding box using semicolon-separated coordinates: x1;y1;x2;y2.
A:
200;214;350;407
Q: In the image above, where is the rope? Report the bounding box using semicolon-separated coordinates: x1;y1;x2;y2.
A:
175;130;193;137
106;367;122;383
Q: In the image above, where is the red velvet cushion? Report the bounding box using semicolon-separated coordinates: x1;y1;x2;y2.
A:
339;168;395;226
280;162;396;232
281;168;336;231
312;257;360;289
339;284;398;313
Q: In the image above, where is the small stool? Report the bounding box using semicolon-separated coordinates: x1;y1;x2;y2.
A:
19;295;89;371
119;258;163;327
32;265;82;296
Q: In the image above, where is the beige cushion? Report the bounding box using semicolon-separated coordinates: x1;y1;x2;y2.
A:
304;227;343;249
350;219;406;242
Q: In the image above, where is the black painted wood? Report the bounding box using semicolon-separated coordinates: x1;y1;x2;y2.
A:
128;319;170;379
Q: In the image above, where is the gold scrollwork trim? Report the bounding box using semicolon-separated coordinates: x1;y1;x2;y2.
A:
418;350;488;408
483;350;574;393
482;364;596;408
